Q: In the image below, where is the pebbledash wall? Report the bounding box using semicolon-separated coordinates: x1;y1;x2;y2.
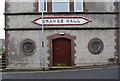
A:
4;0;119;70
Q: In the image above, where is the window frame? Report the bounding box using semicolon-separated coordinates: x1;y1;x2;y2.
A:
38;0;47;12
74;0;83;12
52;0;70;12
37;0;84;12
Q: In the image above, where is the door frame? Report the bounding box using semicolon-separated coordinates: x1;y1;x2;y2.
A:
47;33;76;67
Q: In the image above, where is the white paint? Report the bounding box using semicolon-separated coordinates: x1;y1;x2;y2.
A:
12;52;15;55
34;17;89;25
59;33;65;35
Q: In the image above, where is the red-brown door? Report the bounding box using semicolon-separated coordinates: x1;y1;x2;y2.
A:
53;38;71;66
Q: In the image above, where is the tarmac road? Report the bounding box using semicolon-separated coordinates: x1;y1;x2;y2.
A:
1;66;119;79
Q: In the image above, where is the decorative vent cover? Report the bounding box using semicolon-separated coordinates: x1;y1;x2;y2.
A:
88;38;104;55
21;39;36;56
23;42;34;53
90;41;100;51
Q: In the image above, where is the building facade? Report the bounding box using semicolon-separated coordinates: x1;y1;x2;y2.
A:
5;0;119;70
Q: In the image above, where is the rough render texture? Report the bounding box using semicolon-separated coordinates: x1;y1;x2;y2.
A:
6;2;36;13
7;14;116;28
119;16;120;64
6;2;116;13
5;1;118;69
86;2;115;12
119;28;120;64
7;30;116;69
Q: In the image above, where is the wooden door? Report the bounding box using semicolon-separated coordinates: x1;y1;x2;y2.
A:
53;38;71;66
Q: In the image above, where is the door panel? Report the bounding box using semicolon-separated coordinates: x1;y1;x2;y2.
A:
53;38;71;66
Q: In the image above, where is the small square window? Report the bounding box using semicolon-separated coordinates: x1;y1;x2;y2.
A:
52;0;69;12
74;0;83;12
38;0;47;12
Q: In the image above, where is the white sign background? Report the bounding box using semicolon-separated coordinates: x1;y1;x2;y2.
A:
33;17;91;26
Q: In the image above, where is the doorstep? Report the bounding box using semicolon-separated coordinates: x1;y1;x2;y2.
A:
49;66;75;70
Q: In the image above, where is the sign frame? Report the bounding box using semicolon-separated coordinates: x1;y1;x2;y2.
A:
33;17;91;26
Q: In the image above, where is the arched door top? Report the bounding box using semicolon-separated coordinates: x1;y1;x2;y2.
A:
47;33;76;67
47;33;76;40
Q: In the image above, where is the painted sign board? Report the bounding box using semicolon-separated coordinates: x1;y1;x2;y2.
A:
33;17;91;26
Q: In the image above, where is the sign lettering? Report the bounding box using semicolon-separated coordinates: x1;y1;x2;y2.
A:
33;17;91;26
